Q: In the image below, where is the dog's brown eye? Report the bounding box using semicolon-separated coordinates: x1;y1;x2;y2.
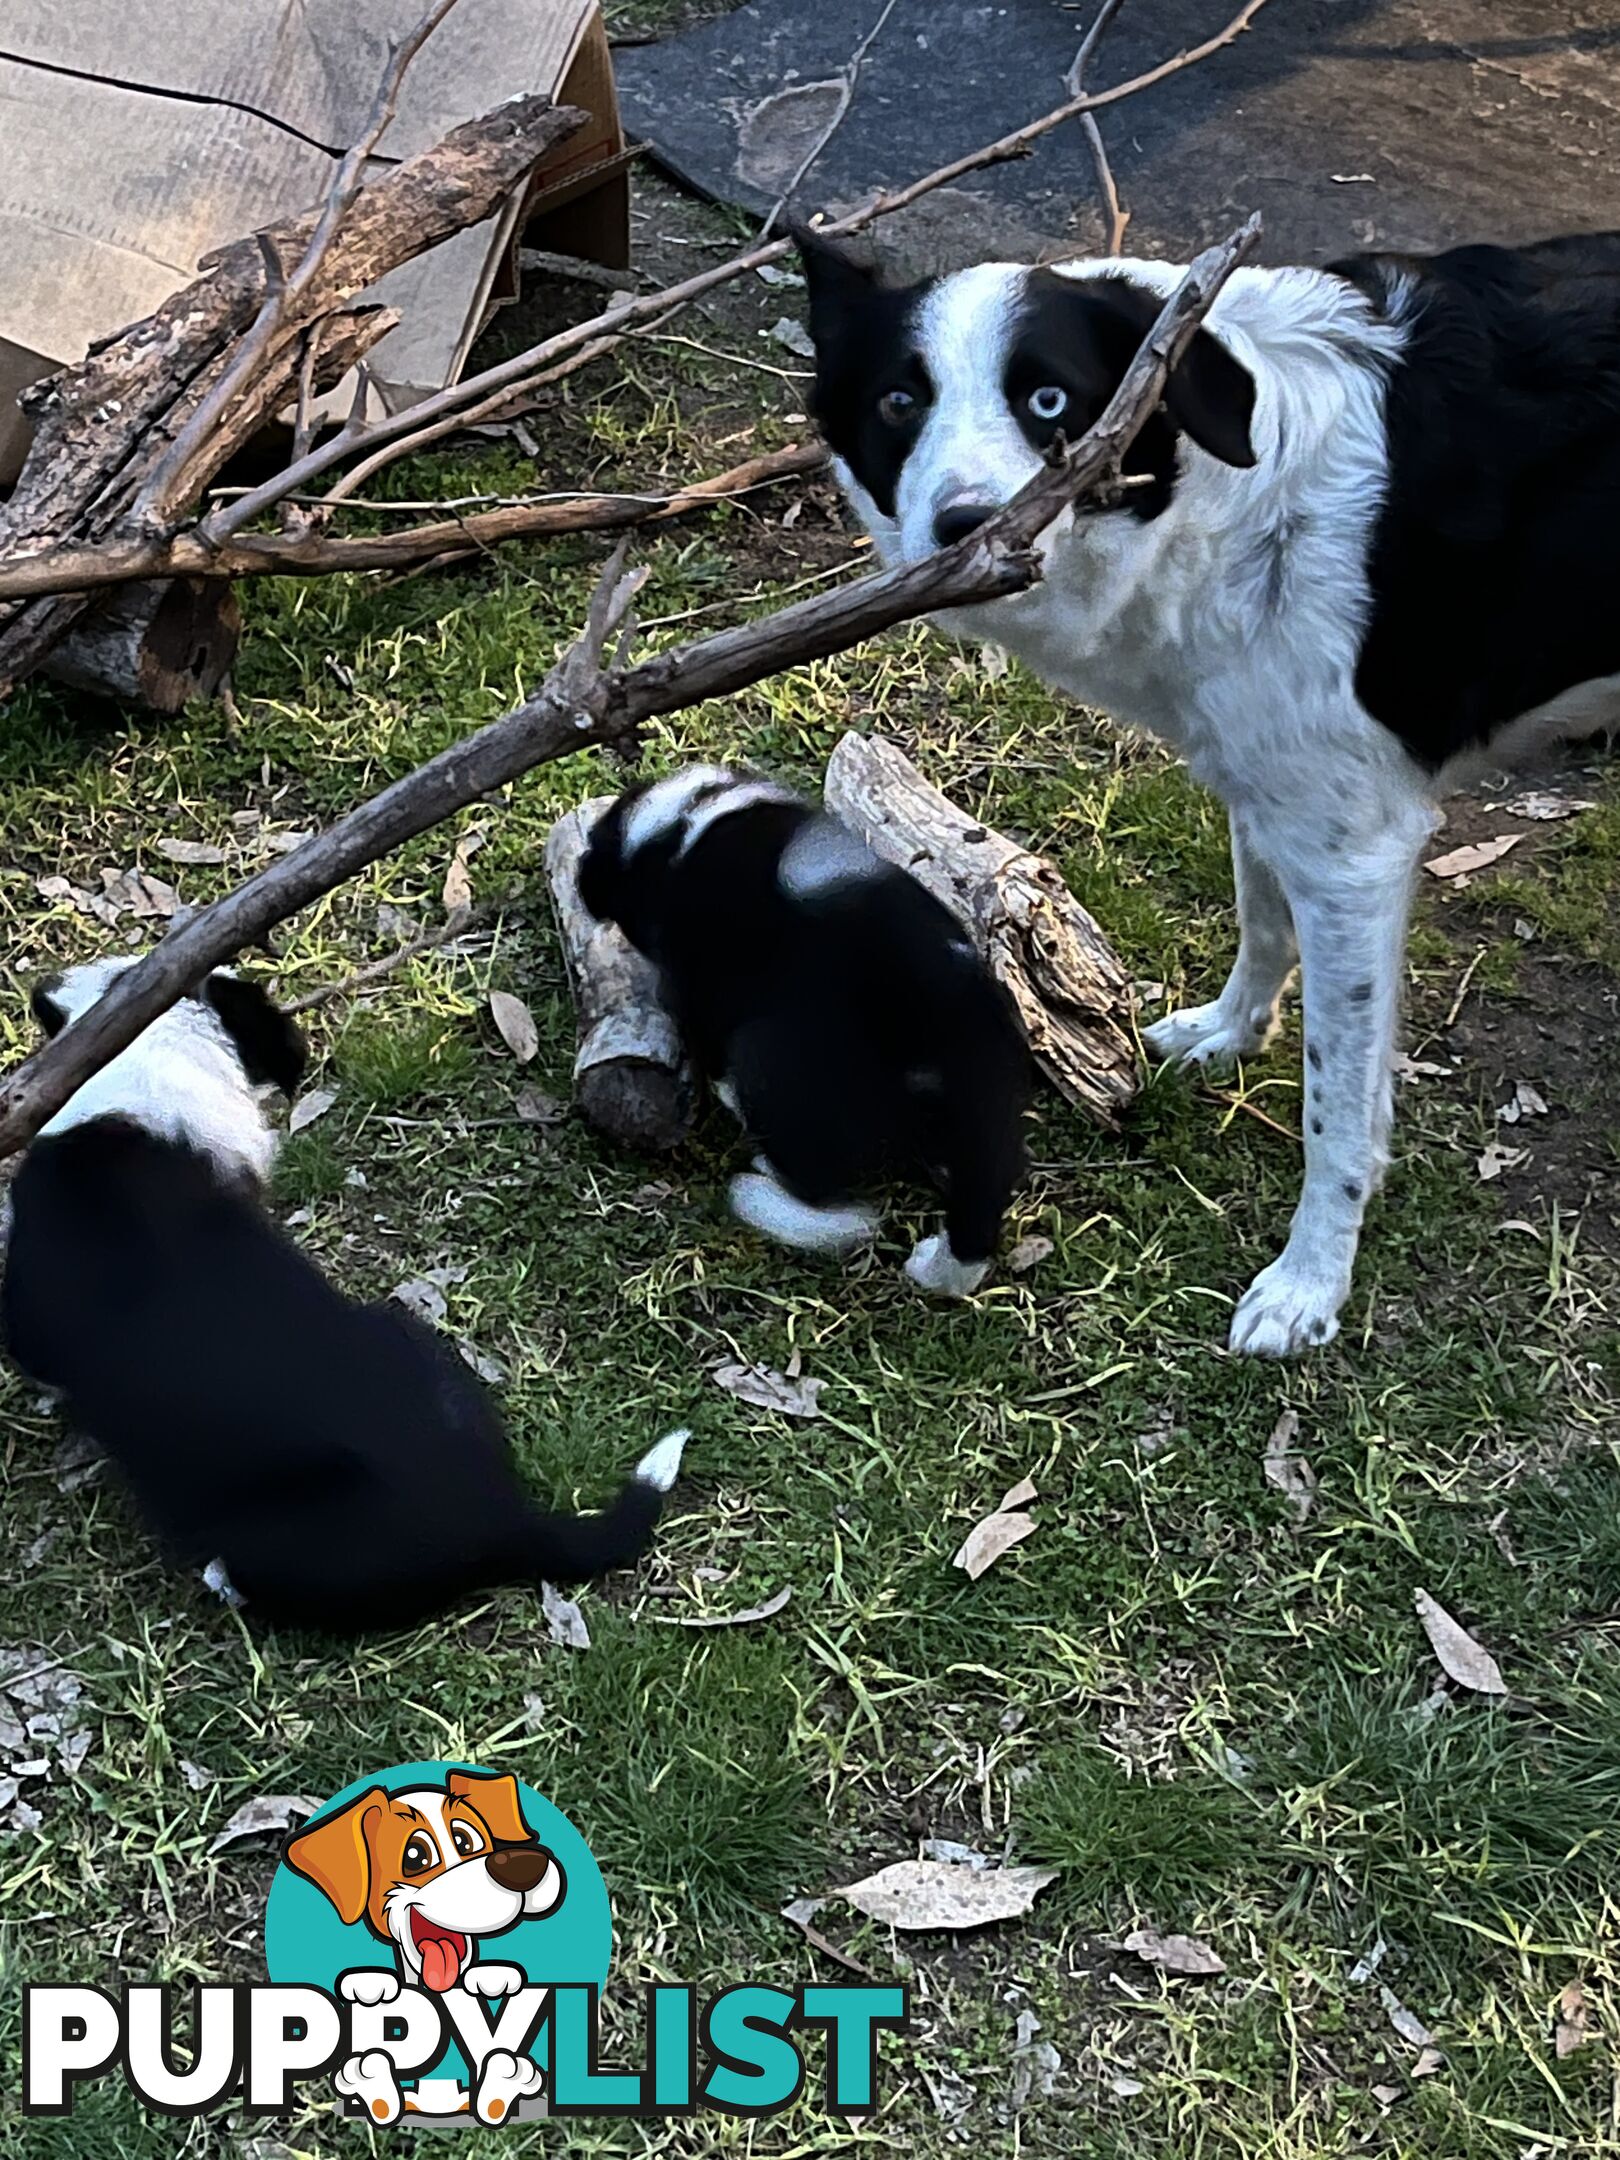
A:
877;387;918;426
451;1821;482;1858
402;1833;438;1875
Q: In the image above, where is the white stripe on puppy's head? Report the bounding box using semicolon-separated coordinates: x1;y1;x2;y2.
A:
32;958;306;1187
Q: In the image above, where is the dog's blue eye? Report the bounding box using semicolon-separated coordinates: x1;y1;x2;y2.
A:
877;387;917;426
1028;385;1068;422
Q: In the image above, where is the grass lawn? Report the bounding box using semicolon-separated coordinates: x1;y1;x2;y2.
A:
1;75;1618;2160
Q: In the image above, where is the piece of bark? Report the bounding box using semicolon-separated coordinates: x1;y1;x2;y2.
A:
823;732;1138;1127
41;579;241;713
0;95;586;695
544;797;701;1151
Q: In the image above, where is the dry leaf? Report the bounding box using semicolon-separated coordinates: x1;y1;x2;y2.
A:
442;830;483;914
1123;1928;1227;1976
1498;1082;1549;1124
259;829;314;856
1555;1980;1592;2059
391;1278;448;1329
1476;1142;1529;1182
1424;834;1522;880
835;1858;1058;1931
287;1086;337;1136
1412;2046;1445;2078
457;1340;510;1387
1263;1409;1317;1527
1009;2007;1062;2112
489;990;540;1064
1394;1054;1452;1082
1006;1234;1054;1275
1505;791;1595;821
101;867;180;919
953;1475;1039;1580
542;1582;590;1651
209;1793;320;1852
657;1586;793;1629
154;837;228;866
515;1087;564;1125
179;1760;216;1792
712;1361;824;1419
768;316;816;359
779;1896;881;1981
1414;1589;1508;1695
1379;1984;1435;2049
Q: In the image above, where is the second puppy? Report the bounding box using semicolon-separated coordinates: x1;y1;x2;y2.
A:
579;766;1031;1293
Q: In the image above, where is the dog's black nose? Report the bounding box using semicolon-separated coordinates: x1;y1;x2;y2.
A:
487;1844;549;1893
932;502;996;550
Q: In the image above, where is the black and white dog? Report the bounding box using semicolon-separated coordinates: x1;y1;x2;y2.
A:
1;959;685;1630
800;227;1620;1355
578;766;1031;1293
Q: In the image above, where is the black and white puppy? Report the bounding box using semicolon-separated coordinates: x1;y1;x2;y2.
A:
578;766;1031;1294
1;959;685;1631
800;227;1620;1355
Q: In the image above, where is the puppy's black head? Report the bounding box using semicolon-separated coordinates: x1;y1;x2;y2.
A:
201;973;307;1096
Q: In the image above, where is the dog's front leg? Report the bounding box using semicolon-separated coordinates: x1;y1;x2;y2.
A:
1228;815;1425;1357
1146;811;1298;1066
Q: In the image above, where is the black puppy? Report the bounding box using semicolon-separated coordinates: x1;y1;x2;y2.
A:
1;960;685;1631
579;765;1031;1294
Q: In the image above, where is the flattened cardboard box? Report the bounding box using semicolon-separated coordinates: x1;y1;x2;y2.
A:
0;0;629;481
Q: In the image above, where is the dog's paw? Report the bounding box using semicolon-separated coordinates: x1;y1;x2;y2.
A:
904;1235;990;1299
474;2048;545;2125
335;2049;404;2124
1144;999;1272;1068
463;1962;525;2000
1229;1253;1348;1358
729;1170;877;1254
338;1968;401;2007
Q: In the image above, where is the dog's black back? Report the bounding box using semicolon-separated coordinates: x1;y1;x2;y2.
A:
582;783;1030;1264
3;1120;669;1632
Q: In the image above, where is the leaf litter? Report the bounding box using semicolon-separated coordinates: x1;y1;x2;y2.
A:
1414;1589;1508;1695
1262;1408;1317;1528
954;1475;1039;1580
489;990;540;1063
1122;1927;1227;1976
835;1856;1058;1931
712;1360;824;1419
209;1793;321;1852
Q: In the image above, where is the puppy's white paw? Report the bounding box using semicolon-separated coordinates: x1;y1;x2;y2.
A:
474;2048;545;2125
335;2049;404;2124
1229;1253;1348;1358
635;1428;689;1493
338;1968;400;2006
463;1961;525;2000
905;1235;990;1299
201;1558;245;1610
1144;1000;1272;1068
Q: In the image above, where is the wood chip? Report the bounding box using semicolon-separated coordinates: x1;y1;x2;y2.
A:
1424;834;1522;880
712;1360;824;1419
1262;1408;1317;1527
1414;1589;1508;1695
835;1858;1058;1931
1123;1927;1227;1976
489;989;540;1063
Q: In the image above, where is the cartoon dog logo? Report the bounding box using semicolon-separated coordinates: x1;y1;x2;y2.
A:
285;1767;563;2123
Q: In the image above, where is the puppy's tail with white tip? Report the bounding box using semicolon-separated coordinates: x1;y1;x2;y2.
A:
521;1429;689;1587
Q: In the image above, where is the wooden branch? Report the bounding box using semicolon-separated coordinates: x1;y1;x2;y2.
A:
0;444;825;601
201;0;1274;535
41;580;241;712
824;735;1136;1125
545;799;701;1151
0;220;1257;1159
0;96;587;694
1067;0;1131;255
129;0;466;530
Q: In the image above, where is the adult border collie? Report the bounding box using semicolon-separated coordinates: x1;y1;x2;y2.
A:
799;227;1620;1356
1;960;685;1629
579;766;1031;1293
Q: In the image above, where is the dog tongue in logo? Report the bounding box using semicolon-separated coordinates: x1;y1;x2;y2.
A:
411;1911;470;1992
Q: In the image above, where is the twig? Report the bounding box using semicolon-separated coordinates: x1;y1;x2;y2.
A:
132;0;465;532
199;0;1273;538
758;0;903;241
286;905;496;1014
0;218;1258;1160
1066;0;1131;254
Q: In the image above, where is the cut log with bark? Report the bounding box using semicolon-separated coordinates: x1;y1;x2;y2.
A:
823;732;1139;1127
544;798;700;1152
41;579;241;712
0;94;587;698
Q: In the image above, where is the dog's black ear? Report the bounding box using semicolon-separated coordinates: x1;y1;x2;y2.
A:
1162;326;1257;470
203;973;308;1095
30;981;68;1039
794;223;881;344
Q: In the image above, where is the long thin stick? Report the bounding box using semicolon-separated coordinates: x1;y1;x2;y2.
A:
1067;0;1131;255
129;0;465;530
202;0;1272;541
0;217;1258;1160
758;0;903;241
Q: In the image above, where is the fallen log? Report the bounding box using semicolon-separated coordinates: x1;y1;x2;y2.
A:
544;798;701;1152
41;579;241;712
823;732;1139;1127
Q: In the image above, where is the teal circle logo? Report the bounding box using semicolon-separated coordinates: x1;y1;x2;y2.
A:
264;1760;611;2125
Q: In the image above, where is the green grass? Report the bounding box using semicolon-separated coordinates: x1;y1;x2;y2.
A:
0;173;1618;2160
